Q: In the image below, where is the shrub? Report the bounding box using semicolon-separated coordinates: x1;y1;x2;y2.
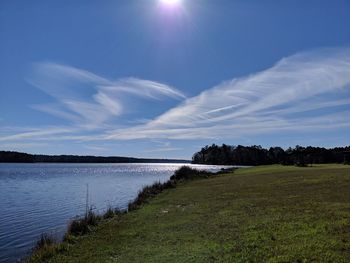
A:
33;233;55;251
103;206;115;219
127;165;218;212
170;166;211;181
217;167;237;174
114;208;127;215
67;218;90;236
128;180;176;211
28;234;68;263
67;209;101;236
87;209;101;225
128;166;219;211
63;233;78;244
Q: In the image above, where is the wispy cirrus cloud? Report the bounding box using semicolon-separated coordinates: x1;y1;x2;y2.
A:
143;147;183;153
105;47;350;140
2;47;350;148
27;62;186;127
0;126;79;142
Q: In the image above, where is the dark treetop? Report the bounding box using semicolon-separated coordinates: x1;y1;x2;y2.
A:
192;144;350;166
0;151;190;163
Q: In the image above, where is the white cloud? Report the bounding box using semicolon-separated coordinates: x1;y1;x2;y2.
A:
0;127;78;142
143;147;183;153
100;78;186;100
28;62;186;127
105;47;350;140
3;47;350;146
0;142;49;152
30;103;81;123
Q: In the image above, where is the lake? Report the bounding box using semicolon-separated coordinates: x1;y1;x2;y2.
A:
0;163;235;262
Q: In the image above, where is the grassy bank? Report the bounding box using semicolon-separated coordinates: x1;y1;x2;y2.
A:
31;164;350;262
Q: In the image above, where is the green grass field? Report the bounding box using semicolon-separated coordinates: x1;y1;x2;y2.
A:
35;165;350;262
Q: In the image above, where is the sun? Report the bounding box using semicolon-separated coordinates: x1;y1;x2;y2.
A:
159;0;182;6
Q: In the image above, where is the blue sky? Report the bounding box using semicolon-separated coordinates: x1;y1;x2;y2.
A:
0;0;350;159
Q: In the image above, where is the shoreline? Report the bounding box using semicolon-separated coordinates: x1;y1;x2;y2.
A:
28;164;350;262
0;163;236;263
27;166;236;262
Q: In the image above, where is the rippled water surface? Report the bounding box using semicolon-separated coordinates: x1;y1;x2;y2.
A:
0;163;235;262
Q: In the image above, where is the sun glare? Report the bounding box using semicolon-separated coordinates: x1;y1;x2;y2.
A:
160;0;182;6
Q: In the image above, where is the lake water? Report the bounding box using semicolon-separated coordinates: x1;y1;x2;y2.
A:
0;163;234;263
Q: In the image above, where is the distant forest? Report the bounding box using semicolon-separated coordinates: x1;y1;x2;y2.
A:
0;151;190;164
192;145;350;166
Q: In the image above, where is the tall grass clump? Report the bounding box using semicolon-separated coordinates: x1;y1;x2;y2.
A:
128;166;216;211
170;166;212;181
128;180;176;211
67;209;101;236
103;206;125;219
28;234;68;263
103;206;116;219
34;233;55;251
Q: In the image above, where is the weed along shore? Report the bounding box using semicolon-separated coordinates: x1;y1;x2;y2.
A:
29;165;350;262
28;166;231;262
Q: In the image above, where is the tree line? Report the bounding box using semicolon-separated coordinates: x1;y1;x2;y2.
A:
192;144;350;166
0;151;189;164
